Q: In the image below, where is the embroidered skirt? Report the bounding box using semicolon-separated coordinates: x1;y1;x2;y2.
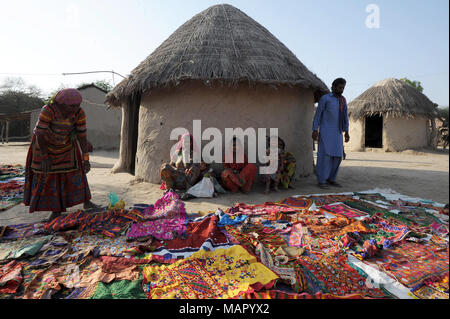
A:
23;137;91;213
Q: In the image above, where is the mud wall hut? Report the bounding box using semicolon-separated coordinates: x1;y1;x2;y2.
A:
106;4;329;183
347;78;440;152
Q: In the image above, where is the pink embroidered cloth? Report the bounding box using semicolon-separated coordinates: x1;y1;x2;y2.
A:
226;203;298;216
127;192;187;241
320;203;369;220
288;223;303;247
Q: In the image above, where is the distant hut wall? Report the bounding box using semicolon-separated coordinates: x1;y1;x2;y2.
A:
347;117;365;151
0;112;32;142
134;81;315;184
7;118;30;139
383;115;429;151
80;87;122;150
30;108;41;139
347;114;429;151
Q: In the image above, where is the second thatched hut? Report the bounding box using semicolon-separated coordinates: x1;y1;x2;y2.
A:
347;78;440;152
106;4;328;183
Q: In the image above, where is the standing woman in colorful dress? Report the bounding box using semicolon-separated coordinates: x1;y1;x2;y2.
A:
23;88;97;221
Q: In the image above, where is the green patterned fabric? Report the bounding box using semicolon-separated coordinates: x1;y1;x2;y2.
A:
90;279;147;299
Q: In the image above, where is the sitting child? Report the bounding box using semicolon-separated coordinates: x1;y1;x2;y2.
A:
262;137;296;194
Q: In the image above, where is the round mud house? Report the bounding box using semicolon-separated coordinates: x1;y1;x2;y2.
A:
106;4;328;183
347;78;440;152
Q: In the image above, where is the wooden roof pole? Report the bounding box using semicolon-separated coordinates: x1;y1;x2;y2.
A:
6;120;9;144
1;120;4;144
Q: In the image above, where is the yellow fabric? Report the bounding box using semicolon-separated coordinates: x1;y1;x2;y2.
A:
142;245;279;299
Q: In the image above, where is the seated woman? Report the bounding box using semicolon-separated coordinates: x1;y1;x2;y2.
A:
262;137;296;194
160;133;208;191
221;137;257;193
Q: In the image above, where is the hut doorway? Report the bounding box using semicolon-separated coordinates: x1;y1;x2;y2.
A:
365;114;383;148
127;94;141;175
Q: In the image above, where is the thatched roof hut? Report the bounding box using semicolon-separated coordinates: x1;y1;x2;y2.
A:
347;78;440;151
106;4;328;107
106;3;329;183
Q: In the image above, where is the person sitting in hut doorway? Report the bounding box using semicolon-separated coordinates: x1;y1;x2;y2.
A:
221;137;257;193
261;137;296;194
312;78;350;189
23;88;99;222
160;133;208;192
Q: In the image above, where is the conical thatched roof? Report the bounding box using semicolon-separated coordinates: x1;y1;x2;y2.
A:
348;78;439;119
106;4;329;106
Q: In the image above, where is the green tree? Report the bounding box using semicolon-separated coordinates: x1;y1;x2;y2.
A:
93;79;113;92
0;91;44;113
400;78;424;93
0;77;43;98
438;106;449;125
0;78;44;113
77;79;113;92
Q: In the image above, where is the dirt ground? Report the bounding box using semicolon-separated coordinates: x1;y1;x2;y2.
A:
1;142;448;226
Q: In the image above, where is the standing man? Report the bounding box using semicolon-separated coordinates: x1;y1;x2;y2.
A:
312;78;350;189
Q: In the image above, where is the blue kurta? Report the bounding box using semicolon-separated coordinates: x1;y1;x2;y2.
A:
312;93;349;184
313;93;349;157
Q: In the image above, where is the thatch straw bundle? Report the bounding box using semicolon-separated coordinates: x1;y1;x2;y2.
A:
106;4;328;106
348;78;438;119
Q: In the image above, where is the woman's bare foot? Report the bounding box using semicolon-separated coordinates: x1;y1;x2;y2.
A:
45;212;61;222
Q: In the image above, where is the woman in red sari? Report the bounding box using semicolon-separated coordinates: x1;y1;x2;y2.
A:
221;137;257;193
23;88;97;221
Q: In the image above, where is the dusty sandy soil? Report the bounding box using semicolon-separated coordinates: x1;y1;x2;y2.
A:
1;142;448;226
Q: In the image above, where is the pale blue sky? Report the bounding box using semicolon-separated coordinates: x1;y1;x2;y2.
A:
0;0;448;106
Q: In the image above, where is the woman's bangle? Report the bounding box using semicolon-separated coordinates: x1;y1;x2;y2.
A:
83;153;90;161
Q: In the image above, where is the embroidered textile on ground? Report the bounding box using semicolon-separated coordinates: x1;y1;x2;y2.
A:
0;189;448;299
142;245;279;299
0;222;46;240
361;241;449;288
0;165;25;212
278;197;313;211
225;203;299;217
127;191;187;241
224;224;305;292
320;203;369;220
296;252;392;298
151;215;231;254
90;277;147;299
44;209;144;237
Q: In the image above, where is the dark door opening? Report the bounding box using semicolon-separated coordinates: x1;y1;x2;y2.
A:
365;114;383;148
128;94;141;175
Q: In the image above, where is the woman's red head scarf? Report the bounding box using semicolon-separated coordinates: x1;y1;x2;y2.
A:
54;88;83;105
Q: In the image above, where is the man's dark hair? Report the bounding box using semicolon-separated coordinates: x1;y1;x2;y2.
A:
332;78;347;88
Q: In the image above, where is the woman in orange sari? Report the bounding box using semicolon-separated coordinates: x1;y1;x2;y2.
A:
221;137;257;193
23;88;97;221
